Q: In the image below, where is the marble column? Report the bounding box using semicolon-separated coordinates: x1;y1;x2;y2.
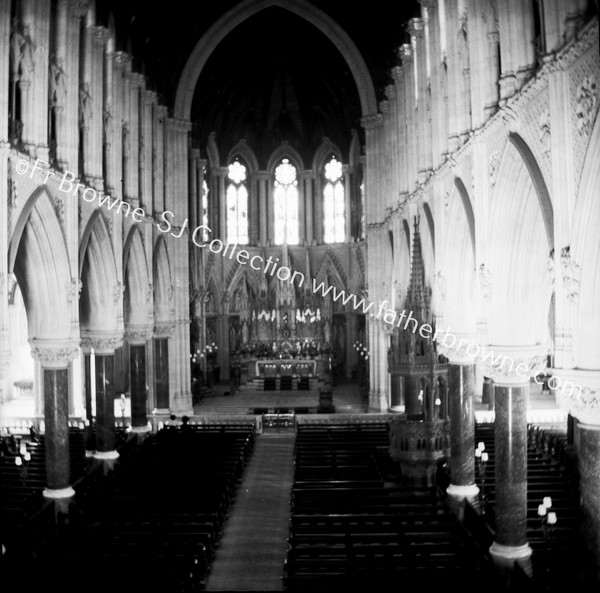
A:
485;347;547;574
126;328;151;432
490;380;531;568
82;333;123;460
555;370;600;584
446;361;479;510
30;339;79;499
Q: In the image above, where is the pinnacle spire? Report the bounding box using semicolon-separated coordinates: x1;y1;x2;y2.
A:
405;214;429;320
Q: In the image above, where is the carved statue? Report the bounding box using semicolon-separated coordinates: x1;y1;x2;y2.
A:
10;20;35;80
49;54;67;106
79;81;92;127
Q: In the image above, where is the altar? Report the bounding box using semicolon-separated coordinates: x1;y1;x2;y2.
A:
255;359;317;377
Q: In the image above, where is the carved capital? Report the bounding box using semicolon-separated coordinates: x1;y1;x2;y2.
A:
553;369;600;426
81;332;124;355
30;339;80;367
125;326;153;345
154;323;176;338
482;344;549;385
436;332;479;365
360;113;383;130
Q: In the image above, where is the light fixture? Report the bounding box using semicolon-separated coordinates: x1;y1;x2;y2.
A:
543;496;552;509
478;442;485;451
15;456;22;466
481;452;489;462
24;452;31;462
475;448;482;458
538;504;547;517
547;512;557;525
434;397;441;406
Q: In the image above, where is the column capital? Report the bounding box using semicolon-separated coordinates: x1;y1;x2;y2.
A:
552;369;600;426
154;323;176;338
482;344;549;385
125;326;153;345
436;332;479;365
29;339;80;368
81;331;124;355
360;113;383;131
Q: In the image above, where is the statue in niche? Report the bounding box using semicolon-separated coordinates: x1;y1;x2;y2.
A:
241;321;249;345
204;291;215;314
79;81;92;127
10;19;35;80
49;54;67;107
122;122;130;159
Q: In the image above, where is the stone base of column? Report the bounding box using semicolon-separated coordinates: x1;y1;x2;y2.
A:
131;425;151;433
93;450;120;460
43;486;75;499
489;542;533;575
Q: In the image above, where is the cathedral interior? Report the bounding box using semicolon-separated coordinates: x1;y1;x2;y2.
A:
1;0;599;591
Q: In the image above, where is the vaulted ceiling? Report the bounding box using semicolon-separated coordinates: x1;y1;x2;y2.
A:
98;0;419;166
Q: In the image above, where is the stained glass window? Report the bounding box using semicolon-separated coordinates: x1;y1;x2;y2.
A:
226;160;249;244
273;158;299;244
323;156;345;243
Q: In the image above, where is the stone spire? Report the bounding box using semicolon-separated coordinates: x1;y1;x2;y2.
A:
405;215;429;322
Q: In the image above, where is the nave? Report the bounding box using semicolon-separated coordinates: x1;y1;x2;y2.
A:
0;381;593;592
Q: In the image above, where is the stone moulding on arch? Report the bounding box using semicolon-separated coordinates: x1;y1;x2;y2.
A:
173;0;377;121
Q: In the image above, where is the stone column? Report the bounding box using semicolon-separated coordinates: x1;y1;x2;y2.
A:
82;333;123;460
486;347;547;575
153;324;174;411
126;328;152;433
555;370;600;584
216;167;226;240
441;344;479;511
30;339;79;499
257;171;268;245
342;165;352;241
303;172;314;244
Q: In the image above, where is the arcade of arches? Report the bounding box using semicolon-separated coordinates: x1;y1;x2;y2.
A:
1;0;600;586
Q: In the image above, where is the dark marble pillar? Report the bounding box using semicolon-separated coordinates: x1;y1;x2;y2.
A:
446;363;478;507
489;382;532;567
43;368;71;493
94;354;117;457
30;340;79;499
404;375;421;416
579;423;600;585
129;343;148;430
153;337;170;409
482;376;494;409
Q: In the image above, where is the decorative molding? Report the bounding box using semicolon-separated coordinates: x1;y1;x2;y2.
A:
560;246;581;302
482;345;549;384
30;340;80;367
113;282;124;304
553;370;600;426
575;74;598;135
80;333;124;355
125;326;153;345
435;271;447;301
360;113;383;130
478;264;492;300
154;323;176;338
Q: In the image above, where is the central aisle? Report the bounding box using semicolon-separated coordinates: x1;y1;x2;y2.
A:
205;432;296;591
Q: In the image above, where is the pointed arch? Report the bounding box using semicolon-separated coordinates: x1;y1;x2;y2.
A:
123;227;151;328
79;210;120;333
312;137;343;171
442;179;476;334
9;188;72;339
267;142;304;173
227;139;259;173
315;250;347;291
571;116;600;368
153;236;174;324
174;0;377;120
488;135;554;346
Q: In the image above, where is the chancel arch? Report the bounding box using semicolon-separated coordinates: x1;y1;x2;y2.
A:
174;0;378;121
